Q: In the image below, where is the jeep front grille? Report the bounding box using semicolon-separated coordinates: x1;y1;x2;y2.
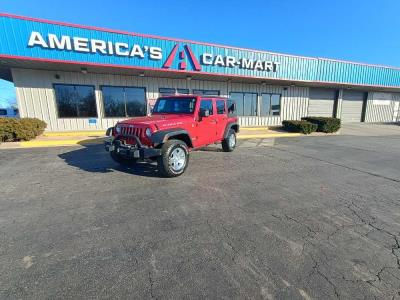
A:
119;125;144;144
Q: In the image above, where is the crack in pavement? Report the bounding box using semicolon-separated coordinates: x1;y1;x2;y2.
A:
148;271;156;299
344;200;400;271
308;253;341;299
341;198;400;297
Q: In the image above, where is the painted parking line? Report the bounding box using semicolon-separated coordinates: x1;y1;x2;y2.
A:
237;133;302;139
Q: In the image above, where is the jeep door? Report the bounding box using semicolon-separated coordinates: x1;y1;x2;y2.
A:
214;99;229;140
193;98;217;147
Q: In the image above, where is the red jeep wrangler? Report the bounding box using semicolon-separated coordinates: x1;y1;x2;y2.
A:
105;95;239;177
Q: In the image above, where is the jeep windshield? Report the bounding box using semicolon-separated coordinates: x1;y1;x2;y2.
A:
152;97;196;114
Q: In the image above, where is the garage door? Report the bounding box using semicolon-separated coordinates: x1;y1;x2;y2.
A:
341;90;366;122
308;88;337;117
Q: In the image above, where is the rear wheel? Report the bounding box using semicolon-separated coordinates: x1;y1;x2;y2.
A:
222;129;237;152
110;151;137;166
157;140;189;177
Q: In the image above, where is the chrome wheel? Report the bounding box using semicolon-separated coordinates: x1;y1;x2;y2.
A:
169;147;186;172
229;133;236;148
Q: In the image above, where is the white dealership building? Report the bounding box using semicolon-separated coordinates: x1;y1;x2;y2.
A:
0;13;399;131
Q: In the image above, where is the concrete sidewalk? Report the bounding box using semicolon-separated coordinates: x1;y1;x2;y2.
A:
0;127;302;149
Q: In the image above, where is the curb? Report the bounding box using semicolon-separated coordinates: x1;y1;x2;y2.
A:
43;131;105;137
42;127;274;137
239;127;269;131
1;132;302;149
19;138;103;148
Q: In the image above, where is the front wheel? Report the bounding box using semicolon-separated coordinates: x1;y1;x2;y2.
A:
222;129;237;152
157;140;189;177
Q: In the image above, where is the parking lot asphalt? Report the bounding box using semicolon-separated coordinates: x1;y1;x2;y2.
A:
0;127;400;299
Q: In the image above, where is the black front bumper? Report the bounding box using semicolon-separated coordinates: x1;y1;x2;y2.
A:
104;136;161;159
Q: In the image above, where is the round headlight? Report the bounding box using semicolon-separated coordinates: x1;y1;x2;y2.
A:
145;128;152;138
115;126;121;134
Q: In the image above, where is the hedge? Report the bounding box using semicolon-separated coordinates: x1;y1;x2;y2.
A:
282;120;318;134
302;117;341;133
0;118;47;142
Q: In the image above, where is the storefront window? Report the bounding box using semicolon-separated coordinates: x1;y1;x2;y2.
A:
261;93;281;116
229;92;257;116
159;88;175;96
177;88;190;95
159;88;189;96
193;89;220;96
54;84;97;118
102;86;146;117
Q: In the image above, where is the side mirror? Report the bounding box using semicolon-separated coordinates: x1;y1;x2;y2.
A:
228;103;236;113
105;127;113;136
199;109;210;118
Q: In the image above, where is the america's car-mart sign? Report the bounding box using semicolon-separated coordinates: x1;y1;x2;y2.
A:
27;31;281;72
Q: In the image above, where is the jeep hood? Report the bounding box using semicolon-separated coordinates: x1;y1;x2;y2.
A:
118;114;194;129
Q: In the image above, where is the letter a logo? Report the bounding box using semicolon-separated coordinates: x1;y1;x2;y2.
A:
163;44;201;71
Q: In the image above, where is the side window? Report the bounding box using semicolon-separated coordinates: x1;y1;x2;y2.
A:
216;100;225;114
0;109;7;116
200;100;213;115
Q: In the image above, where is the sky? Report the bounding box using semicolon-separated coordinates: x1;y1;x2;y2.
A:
1;0;399;107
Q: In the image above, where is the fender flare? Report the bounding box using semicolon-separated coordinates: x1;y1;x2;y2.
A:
151;128;193;148
223;122;240;139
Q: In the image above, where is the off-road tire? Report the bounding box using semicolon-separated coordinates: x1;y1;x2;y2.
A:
110;151;138;166
157;139;189;177
222;129;237;152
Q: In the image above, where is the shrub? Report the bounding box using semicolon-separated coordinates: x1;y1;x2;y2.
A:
282;120;317;134
0;117;47;142
302;117;341;133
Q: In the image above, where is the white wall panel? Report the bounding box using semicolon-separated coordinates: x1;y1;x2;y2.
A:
392;93;400;122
